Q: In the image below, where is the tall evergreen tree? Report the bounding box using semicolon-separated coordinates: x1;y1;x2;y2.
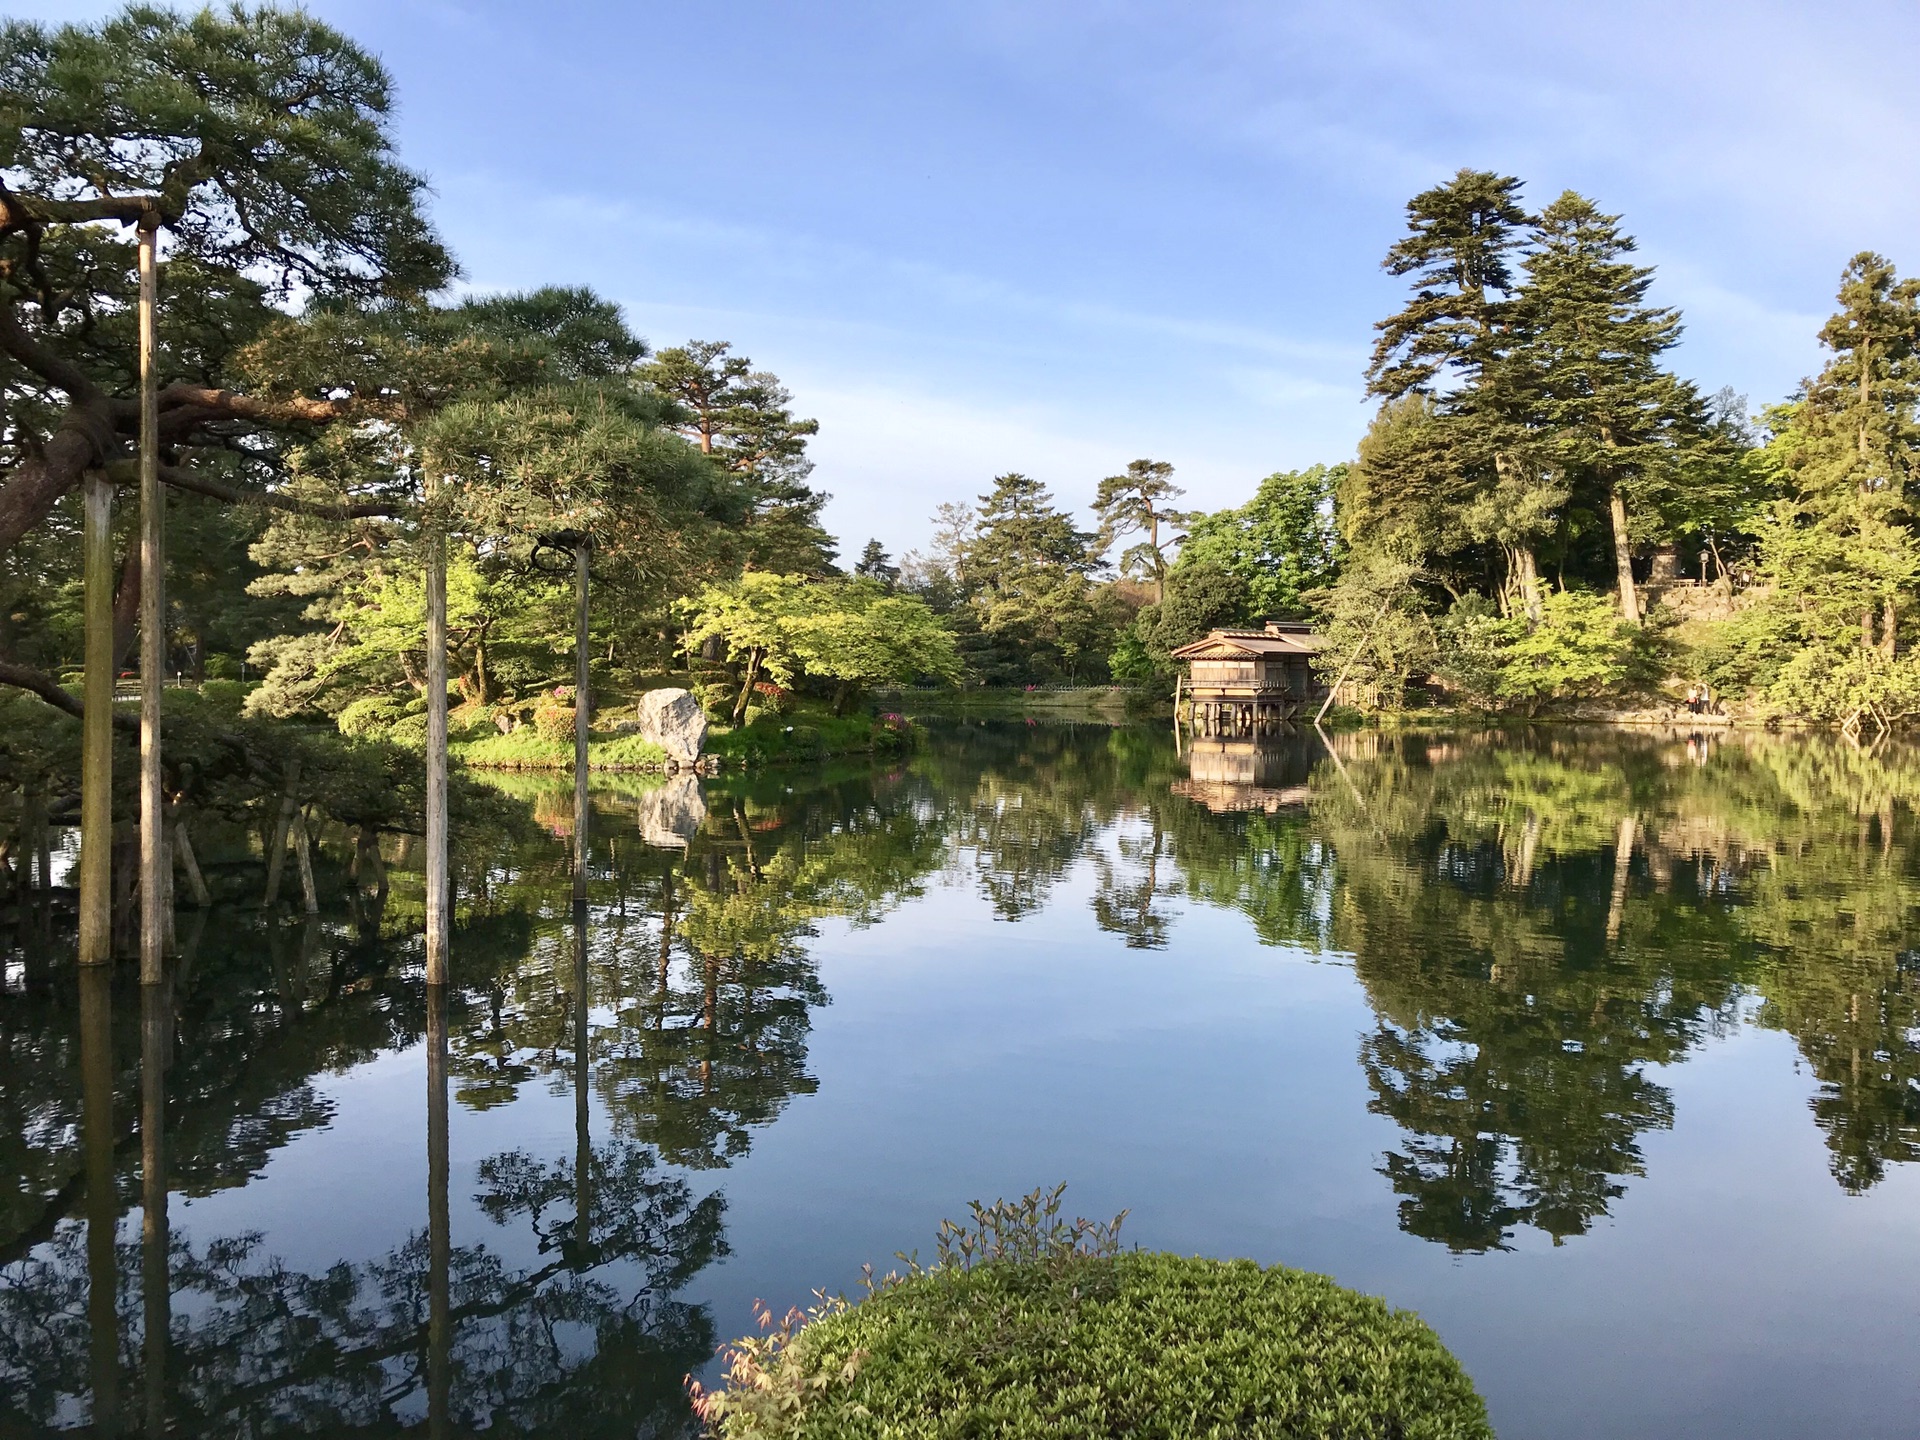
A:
961;473;1111;681
637;341;835;573
1516;192;1699;623
1753;254;1920;674
1362;170;1556;616
853;539;899;585
1092;458;1190;601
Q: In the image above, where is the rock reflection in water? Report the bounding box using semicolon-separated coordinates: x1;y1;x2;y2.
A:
636;774;706;851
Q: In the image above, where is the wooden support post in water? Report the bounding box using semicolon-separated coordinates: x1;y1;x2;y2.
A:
138;217;166;983
425;472;449;985
141;977;172;1439
292;809;319;916
80;471;115;965
573;540;591;906
573;897;592;1250
426;980;451;1440
81;964;119;1431
263;759;300;907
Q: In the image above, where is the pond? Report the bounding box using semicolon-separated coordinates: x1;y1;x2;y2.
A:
4;721;1919;1437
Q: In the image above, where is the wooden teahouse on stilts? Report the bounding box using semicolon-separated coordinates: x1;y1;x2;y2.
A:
1172;621;1325;732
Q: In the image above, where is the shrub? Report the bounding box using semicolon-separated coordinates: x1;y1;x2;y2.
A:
195;678;252;713
532;702;576;744
1496;589;1634;713
387;711;428;748
1433;598;1519;711
337;694;408;738
695;1187;1491;1440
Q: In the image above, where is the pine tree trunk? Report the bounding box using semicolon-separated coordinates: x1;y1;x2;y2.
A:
1609;490;1640;624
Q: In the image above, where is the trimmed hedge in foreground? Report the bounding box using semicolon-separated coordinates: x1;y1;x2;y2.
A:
698;1251;1492;1439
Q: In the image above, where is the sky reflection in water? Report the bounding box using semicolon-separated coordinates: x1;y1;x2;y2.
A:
3;722;1919;1438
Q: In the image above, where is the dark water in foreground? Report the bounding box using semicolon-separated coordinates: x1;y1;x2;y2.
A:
4;722;1920;1438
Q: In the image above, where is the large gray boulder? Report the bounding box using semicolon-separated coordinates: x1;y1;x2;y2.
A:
636;773;706;849
636;687;708;765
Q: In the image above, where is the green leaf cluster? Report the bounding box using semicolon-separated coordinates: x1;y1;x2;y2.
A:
677;573;960;721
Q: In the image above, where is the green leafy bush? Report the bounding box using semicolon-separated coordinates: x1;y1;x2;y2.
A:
532;701;576;744
696;1187;1491;1440
387;711;428;748
1497;589;1635;713
337;694;408;738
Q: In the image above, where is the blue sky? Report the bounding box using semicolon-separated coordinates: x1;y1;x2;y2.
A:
25;1;1920;560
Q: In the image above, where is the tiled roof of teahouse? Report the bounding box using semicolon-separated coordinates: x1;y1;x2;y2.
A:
1169;629;1323;659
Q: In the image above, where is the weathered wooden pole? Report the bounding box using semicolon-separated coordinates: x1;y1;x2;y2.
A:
424;472;449;984
79;470;115;966
573;539;591;906
81;963;120;1430
573;897;592;1251
138;216;167;982
425;978;451;1440
141;977;172;1439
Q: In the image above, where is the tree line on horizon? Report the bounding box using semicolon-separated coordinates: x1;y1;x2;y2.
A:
863;167;1920;723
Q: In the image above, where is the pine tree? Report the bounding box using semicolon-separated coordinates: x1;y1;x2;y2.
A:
1092;459;1190;601
963;473;1110;680
1363;170;1556;617
637;341;835;573
854;539;899;585
1516;192;1698;623
1760;253;1920;670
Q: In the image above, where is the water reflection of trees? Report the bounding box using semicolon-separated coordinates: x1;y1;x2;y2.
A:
0;756;975;1432
8;721;1920;1426
1167;729;1920;1247
0;1138;721;1434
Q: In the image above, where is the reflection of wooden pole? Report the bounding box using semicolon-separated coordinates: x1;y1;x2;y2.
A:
573;543;590;906
425;475;449;984
81;963;120;1431
80;471;115;964
138;218;166;982
573;899;592;1251
426;981;451;1439
1606;816;1637;943
141;978;171;1439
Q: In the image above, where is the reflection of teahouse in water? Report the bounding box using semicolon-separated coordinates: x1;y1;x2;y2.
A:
1171;621;1325;733
1172;738;1315;814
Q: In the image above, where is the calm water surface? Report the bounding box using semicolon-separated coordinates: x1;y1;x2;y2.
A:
4;723;1920;1437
